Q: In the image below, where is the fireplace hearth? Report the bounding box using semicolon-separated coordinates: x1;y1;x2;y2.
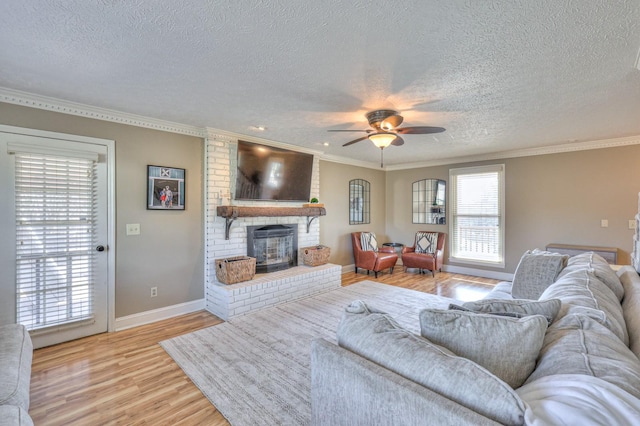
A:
247;224;298;273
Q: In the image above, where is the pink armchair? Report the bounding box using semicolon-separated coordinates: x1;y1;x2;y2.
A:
351;232;398;278
402;232;446;277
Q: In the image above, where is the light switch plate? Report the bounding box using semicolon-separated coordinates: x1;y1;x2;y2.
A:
630;220;637;230
126;223;141;235
600;219;608;228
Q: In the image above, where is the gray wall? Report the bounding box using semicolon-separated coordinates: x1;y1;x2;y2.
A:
0;102;204;317
320;146;640;274
385;146;640;273
319;161;387;266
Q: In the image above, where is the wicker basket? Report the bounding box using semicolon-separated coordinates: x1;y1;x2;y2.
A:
301;245;330;267
215;256;256;284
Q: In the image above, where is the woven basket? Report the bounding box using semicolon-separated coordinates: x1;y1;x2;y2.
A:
301;245;330;267
215;256;256;284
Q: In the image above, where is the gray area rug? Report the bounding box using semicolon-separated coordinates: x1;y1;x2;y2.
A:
160;281;454;425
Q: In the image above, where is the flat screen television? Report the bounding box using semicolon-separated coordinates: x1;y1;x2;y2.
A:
234;140;313;201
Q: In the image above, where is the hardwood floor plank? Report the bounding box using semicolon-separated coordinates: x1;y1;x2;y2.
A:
29;272;498;425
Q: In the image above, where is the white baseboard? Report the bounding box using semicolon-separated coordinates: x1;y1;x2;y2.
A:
342;264;355;274
442;264;513;281
114;298;205;331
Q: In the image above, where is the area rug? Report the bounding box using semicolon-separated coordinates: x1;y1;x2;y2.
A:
160;281;454;426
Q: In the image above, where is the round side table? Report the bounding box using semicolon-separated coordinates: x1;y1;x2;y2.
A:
382;242;404;265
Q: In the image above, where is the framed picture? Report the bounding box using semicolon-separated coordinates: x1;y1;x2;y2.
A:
147;165;186;210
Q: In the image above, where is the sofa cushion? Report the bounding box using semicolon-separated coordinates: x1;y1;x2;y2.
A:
461;298;562;324
337;300;526;425
419;308;548;388
0;405;34;426
525;314;640;400
414;232;438;254
511;249;568;300
0;324;32;410
539;269;629;345
618;266;640;359
482;281;514;300
558;252;624;301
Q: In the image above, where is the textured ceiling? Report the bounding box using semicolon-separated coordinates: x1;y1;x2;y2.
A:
1;0;640;167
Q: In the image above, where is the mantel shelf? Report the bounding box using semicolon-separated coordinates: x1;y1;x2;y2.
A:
216;206;327;239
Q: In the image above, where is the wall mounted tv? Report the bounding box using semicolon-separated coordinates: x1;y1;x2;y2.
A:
234;140;314;201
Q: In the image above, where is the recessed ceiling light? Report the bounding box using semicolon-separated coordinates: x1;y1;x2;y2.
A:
323;142;329;146
250;125;266;131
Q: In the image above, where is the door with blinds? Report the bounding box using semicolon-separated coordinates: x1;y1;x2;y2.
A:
0;125;113;348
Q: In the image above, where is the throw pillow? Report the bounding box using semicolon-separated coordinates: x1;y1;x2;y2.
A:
419;308;548;388
414;232;438;254
359;232;378;252
337;301;526;425
511;249;569;299
461;298;562;324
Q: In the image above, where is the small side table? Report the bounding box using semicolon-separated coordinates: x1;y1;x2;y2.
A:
382;242;404;265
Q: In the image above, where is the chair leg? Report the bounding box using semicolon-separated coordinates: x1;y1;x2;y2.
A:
367;270;370;275
390;267;394;274
374;271;378;278
355;267;358;274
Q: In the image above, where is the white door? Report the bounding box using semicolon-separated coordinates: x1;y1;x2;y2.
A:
0;125;114;348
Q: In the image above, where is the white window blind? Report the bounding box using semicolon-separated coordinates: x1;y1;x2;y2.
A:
450;164;505;266
14;152;97;330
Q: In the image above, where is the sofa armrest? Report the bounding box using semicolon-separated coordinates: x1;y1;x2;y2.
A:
310;339;500;426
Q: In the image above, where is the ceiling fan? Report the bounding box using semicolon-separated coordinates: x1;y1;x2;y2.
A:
329;109;446;167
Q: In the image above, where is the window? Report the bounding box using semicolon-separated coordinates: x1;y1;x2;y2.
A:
449;164;505;267
14;151;98;330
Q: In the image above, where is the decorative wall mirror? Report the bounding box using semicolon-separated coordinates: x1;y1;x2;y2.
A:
413;179;446;224
349;179;370;225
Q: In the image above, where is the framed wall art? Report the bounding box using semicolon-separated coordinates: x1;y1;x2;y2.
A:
147;165;186;210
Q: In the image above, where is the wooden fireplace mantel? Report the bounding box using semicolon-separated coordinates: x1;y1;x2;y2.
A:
216;206;327;240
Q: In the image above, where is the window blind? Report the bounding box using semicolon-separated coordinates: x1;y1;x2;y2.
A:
450;165;504;265
15;152;97;330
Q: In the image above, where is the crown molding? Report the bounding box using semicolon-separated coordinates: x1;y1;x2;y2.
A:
318;153;382;170
0;87;206;138
384;135;640;171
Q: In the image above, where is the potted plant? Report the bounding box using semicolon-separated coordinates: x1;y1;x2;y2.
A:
304;197;324;208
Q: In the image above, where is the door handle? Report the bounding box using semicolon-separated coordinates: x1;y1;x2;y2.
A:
96;245;106;252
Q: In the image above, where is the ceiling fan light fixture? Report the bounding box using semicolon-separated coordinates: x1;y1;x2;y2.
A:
368;132;396;148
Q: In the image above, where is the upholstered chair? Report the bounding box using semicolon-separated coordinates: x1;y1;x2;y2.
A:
402;232;446;277
351;232;398;278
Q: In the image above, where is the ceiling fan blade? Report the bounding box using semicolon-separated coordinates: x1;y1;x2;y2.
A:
342;136;370;147
395;126;446;134
328;129;370;132
391;136;405;146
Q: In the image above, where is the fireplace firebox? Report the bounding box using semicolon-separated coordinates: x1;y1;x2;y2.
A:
246;224;298;273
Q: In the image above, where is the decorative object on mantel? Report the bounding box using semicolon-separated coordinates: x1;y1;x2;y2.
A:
303;198;324;208
215;256;256;284
301;245;331;266
216;206;327;240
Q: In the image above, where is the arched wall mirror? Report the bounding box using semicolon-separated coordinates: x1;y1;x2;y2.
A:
413;179;446;224
349;179;370;225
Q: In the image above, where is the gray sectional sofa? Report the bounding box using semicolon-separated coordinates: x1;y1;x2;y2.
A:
0;324;33;426
311;252;640;425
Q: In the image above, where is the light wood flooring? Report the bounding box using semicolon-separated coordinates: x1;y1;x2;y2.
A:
29;270;499;425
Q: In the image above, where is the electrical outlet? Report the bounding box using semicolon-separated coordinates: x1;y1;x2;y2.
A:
150;287;158;297
630;220;637;230
126;223;141;235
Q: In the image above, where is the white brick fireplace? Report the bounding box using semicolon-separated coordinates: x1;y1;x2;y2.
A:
203;130;339;320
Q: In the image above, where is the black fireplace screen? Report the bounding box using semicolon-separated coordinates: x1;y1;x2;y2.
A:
246;224;298;273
